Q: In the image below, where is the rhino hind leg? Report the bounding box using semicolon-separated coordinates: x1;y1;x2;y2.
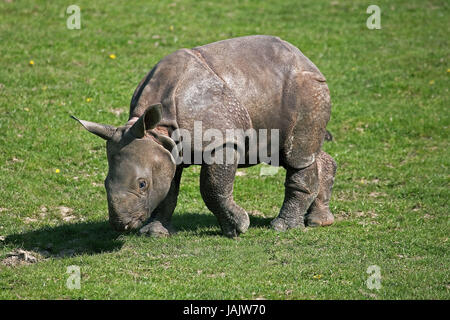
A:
305;151;337;227
200;150;250;238
271;71;332;231
271;161;319;231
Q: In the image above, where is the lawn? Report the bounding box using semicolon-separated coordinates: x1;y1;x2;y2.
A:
0;0;448;299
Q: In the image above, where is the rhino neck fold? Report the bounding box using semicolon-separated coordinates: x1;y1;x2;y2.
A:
153;126;170;137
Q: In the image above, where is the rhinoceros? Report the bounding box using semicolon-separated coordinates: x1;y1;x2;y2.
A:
72;35;337;238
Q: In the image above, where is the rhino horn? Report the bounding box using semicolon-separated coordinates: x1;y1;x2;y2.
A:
71;115;117;140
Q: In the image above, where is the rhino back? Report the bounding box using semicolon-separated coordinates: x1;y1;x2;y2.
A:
130;35;330;163
190;35;325;130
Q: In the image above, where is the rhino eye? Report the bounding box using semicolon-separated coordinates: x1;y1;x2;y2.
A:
139;180;147;189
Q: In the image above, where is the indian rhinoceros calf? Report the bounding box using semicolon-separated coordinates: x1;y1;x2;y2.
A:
73;35;337;238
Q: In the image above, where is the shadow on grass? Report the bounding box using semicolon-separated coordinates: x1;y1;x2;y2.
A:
4;213;274;257
173;212;273;236
4;221;123;257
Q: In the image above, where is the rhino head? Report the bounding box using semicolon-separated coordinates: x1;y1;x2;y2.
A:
72;104;176;232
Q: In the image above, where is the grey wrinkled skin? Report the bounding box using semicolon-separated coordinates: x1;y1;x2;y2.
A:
73;35;337;238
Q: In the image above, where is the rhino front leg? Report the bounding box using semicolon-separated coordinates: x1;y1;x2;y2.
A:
305;151;337;227
140;166;183;237
271;161;319;231
200;154;250;238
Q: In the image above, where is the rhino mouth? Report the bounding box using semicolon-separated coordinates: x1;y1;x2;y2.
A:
111;215;146;232
109;205;150;232
123;218;144;231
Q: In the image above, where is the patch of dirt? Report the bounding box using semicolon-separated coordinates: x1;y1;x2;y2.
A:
57;206;76;222
248;210;268;218
358;289;377;299
369;191;387;198
395;254;424;261
206;272;226;278
357;220;379;226
110;108;125;116
38;206;48;218
335;210;351;222
2;249;40;267
355;210;378;218
24;217;38;224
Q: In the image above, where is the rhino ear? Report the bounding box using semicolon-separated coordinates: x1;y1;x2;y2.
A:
71;115;116;140
129;103;162;138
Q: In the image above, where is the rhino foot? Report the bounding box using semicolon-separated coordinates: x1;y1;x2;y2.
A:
305;204;334;227
217;212;250;238
139;221;177;237
270;216;305;232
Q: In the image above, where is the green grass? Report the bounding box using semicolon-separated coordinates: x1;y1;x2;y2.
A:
0;0;448;299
